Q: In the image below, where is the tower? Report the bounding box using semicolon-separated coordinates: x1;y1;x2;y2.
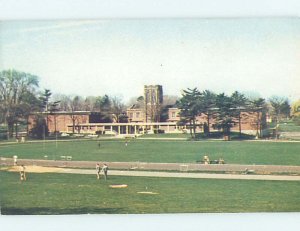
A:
144;85;163;122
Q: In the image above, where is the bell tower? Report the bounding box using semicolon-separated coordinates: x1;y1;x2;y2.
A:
144;85;163;122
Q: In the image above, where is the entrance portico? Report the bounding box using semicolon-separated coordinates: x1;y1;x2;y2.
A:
66;122;183;135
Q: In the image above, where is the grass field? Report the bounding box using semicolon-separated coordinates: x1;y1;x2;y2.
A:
276;120;300;131
1;171;299;214
0;139;300;165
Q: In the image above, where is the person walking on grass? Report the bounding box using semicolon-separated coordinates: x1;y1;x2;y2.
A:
96;163;101;179
102;163;108;181
13;155;18;166
20;165;26;181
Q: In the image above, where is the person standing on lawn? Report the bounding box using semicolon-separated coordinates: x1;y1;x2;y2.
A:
102;164;108;180
20;165;26;181
96;163;101;179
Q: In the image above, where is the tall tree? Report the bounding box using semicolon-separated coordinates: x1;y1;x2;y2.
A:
53;94;70;111
291;100;300;125
214;93;236;138
269;96;291;138
177;88;202;138
291;100;300;117
231;91;248;137
69;95;84;133
249;98;266;138
0;69;39;138
39;89;52;112
269;96;291;122
111;96;125;123
94;95;112;122
200;90;217;136
38;89;60;133
83;96;97;111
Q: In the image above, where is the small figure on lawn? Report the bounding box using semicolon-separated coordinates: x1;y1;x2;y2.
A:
13;155;18;166
96;163;101;179
102;163;108;181
20;165;26;181
203;155;210;165
98;142;101;149
125;141;128;147
218;158;225;164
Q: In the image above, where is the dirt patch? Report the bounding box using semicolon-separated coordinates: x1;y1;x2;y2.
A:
7;165;64;173
109;184;128;188
137;192;159;195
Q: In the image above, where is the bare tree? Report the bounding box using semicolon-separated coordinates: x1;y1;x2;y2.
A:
0;69;39;138
68;95;85;133
110;96;125;122
84;96;97;111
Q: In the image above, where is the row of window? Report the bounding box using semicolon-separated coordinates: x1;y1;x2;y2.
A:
129;112;140;119
128;111;178;119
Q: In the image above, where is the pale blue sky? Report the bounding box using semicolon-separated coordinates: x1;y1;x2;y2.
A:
1;18;299;102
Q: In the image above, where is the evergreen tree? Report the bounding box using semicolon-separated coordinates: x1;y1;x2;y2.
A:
177;88;202;138
214;93;236;138
231;91;248;137
201;90;217;136
249;98;266;138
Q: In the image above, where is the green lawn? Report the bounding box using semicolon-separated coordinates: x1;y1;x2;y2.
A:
268;120;300;133
279;123;300;132
0;139;300;165
0;171;299;214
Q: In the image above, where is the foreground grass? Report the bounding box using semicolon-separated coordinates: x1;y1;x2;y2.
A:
0;171;299;214
1;139;300;165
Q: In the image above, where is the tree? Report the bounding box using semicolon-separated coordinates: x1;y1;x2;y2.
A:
39;89;52;112
214;93;236;138
83;96;97;111
291;100;300;125
269;96;291;138
231;91;248;137
0;69;39;138
53;94;70;111
177;88;202;138
269;96;291;123
30;115;49;138
69;95;84;133
111;96;125;123
291;100;300;118
162;95;179;106
249;98;266;138
200;90;217;136
38;89;60;135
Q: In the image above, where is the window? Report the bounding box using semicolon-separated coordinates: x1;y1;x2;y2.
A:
136;112;140;118
129;113;133;118
172;112;176;118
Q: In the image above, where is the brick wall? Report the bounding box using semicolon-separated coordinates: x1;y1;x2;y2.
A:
28;114;90;133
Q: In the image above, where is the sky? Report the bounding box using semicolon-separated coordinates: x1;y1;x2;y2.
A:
0;18;299;103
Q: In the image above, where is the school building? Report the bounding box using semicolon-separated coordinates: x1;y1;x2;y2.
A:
28;85;265;136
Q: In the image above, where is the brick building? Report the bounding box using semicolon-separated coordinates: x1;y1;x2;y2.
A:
27;85;266;136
